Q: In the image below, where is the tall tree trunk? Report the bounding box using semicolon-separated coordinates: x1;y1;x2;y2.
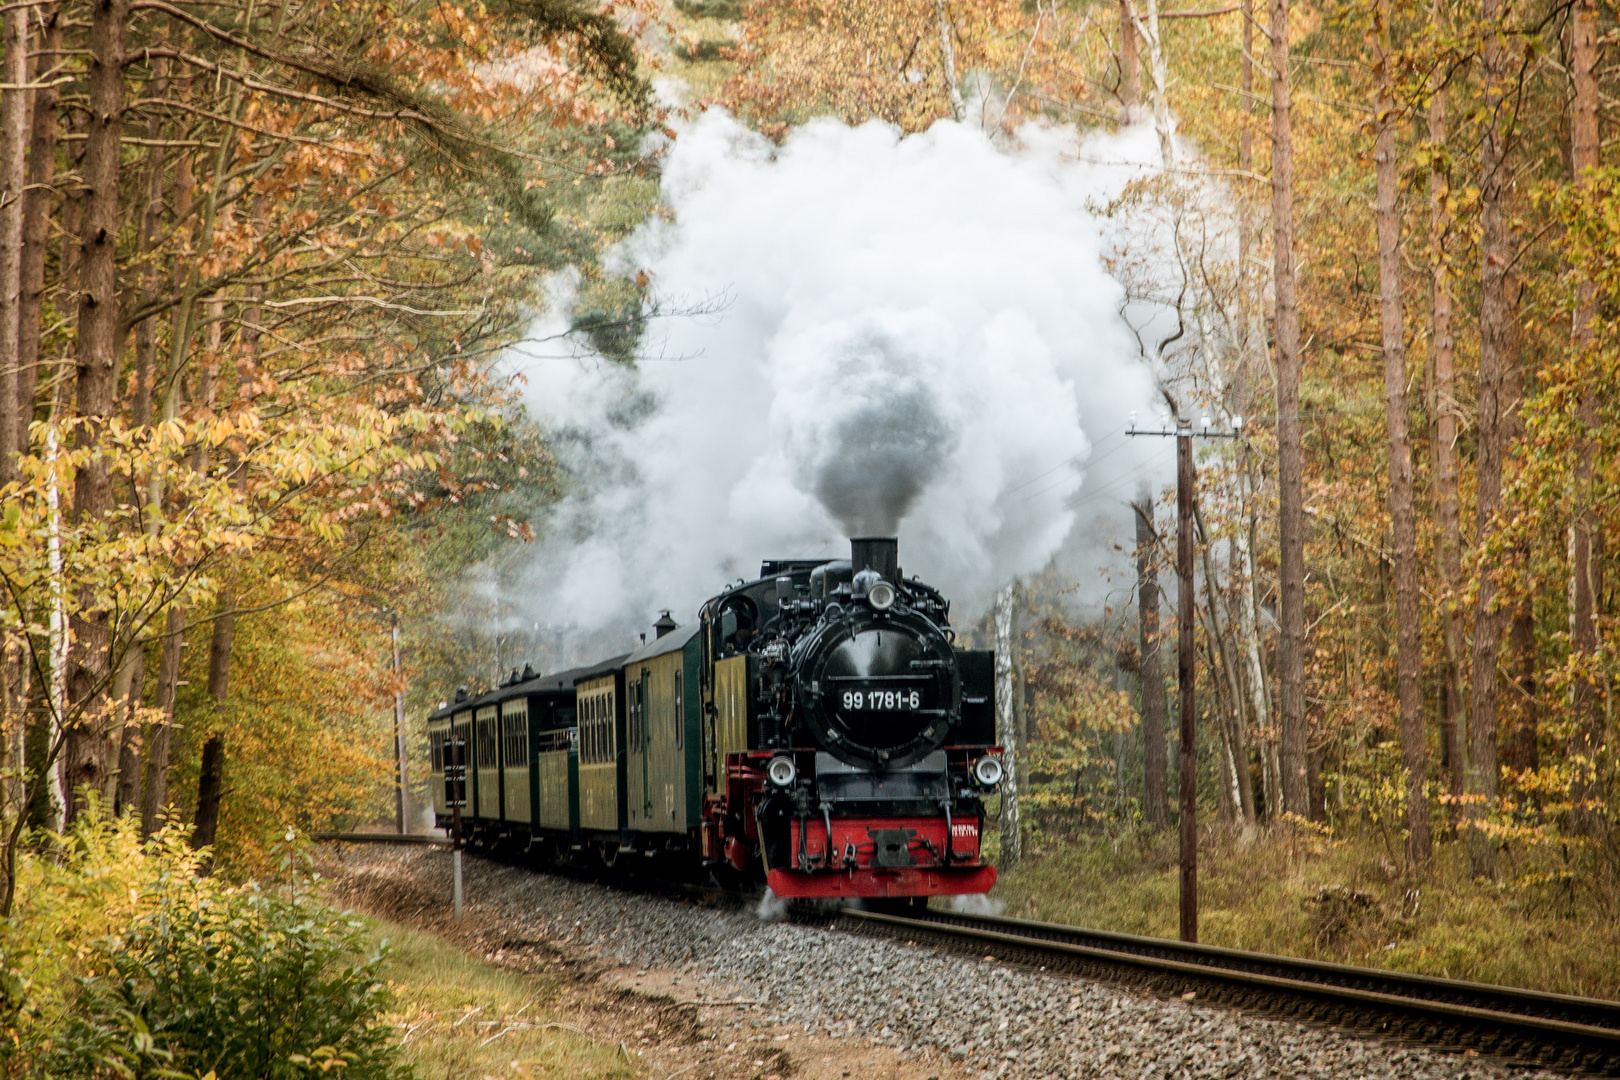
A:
131;139;168;427
1508;606;1538;771
191;735;223;858
1469;0;1513;878
115;647;144;816
994;583;1021;866
1270;0;1310;819
1372;0;1430;865
208;590;234;701
141;605;183;836
16;2;60;457
935;0;965;122
1426;2;1467;813
63;0;131;821
1124;0;1174;166
1569;0;1604;816
1199;504;1256;828
1119;0;1141;121
1136;497;1170;829
0;0;27;487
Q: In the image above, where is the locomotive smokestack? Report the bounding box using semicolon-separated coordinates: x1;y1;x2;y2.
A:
850;537;899;583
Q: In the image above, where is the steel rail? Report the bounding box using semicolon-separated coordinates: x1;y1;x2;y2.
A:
838;908;1620;1075
315;831;451;846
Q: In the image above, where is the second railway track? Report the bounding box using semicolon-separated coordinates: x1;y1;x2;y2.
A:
836;906;1620;1075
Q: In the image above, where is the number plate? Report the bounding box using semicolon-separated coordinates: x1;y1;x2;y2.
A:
828;678;932;713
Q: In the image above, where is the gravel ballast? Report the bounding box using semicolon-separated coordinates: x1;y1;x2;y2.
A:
329;846;1564;1080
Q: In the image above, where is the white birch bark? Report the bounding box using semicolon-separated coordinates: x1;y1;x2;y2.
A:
994;583;1020;867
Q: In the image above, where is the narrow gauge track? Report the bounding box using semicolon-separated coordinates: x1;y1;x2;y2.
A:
838;907;1620;1075
320;834;1620;1073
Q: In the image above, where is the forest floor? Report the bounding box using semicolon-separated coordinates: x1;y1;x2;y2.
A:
992;825;1620;999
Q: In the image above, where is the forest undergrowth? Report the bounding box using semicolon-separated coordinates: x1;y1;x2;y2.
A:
994;826;1620;999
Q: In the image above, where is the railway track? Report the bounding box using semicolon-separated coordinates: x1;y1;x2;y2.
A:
320;834;1620;1073
838;906;1620;1075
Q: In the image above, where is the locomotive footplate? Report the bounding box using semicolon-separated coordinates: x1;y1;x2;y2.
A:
766;815;997;897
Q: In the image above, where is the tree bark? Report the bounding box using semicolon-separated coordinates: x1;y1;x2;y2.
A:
63;0;132;822
16;2;61;457
1119;0;1141;121
191;735;223;857
207;590;234;702
141;605;183;835
1469;0;1512;878
935;0;965;122
1124;0;1175;166
1426;1;1467;811
1372;0;1430;864
1270;0;1310;820
131;140;168;427
994;584;1021;865
1507;606;1538;771
1135;497;1170;829
115;647;144;816
1569;0;1603;815
0;0;28;487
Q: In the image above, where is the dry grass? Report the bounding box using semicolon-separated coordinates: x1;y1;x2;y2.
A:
373;917;638;1080
992;827;1620;999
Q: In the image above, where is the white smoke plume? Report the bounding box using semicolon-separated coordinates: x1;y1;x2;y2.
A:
508;112;1174;657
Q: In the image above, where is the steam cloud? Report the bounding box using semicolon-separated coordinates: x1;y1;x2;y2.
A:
509;112;1170;656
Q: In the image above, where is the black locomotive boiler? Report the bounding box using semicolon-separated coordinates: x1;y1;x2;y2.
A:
426;537;1005;900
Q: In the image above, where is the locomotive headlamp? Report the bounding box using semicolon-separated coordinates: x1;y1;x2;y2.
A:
867;580;897;611
973;755;1004;788
767;755;798;787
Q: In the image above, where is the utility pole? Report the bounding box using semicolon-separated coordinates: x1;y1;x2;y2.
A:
1129;412;1242;943
392;614;409;833
1177;429;1196;942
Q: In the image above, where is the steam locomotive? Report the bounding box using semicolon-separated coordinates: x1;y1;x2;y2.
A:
425;537;1004;900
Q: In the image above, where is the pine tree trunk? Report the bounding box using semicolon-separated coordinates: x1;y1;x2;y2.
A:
0;0;28;487
16;2;60;456
1372;0;1430;864
1270;0;1310;820
1569;0;1603;818
64;0;131;822
1469;0;1511;878
1426;11;1467;814
1136;498;1170;829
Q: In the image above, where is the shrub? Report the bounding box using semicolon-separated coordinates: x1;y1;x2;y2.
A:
1;806;411;1080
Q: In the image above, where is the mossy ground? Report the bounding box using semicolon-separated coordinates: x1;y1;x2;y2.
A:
990;826;1620;999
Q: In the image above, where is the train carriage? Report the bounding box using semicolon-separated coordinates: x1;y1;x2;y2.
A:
623;622;701;842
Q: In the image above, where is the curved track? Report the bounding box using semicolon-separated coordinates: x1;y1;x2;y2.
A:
837;907;1620;1075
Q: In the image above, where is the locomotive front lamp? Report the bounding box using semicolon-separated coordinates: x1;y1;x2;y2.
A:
973;755;1004;788
767;755;798;787
867;580;897;611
